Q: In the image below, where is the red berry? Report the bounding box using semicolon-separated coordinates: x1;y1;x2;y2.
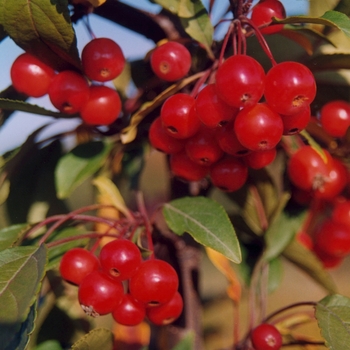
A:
146;291;183;326
48;71;90;114
234;103;283;151
296;230;313;250
332;200;350;228
10;52;56;97
251;323;282;350
251;0;286;35
129;259;179;306
82;37;125;82
160;93;200;139
150;41;191;81
148;117;184;154
264;61;316;115
170;151;209;182
210;156;248;192
112;294;146;326
243;148;277;169
59;248;100;285
80;85;122;125
313;245;344;269
195;84;238;128
185;126;224;166
99;239;142;281
78;270;124;316
320;100;350;138
215;55;265;108
281;106;311;135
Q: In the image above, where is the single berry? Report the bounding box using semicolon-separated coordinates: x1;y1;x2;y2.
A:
99;239;142;281
112;293;146;326
82;37;125;82
59;247;100;285
146;291;183;326
148;117;184;154
10;52;56;97
129;259;179;306
210;156;248;192
195;84;238;128
281;106;311;135
78;270;124;317
251;323;282;350
264;61;316;115
215;55;265;108
251;0;286;35
234;103;283;151
332;200;350;228
150;41;191;81
160;93;200;139
243;148;277;169
48;70;90;114
80;85;122;125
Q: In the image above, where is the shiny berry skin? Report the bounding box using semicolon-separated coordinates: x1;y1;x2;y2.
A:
99;239;142;281
48;71;90;114
10;52;56;97
148;117;184;154
146;291;183;326
170;151;209;182
112;294;146;326
160;93;200;139
251;323;282;350
332;200;350;228
214;122;250;157
314;219;350;258
78;270;124;316
320;100;350;138
215;55;265;109
59;248;100;285
185;126;224;166
210;156;248;192
195;84;238;128
281;106;311;135
243;148;277;169
82;37;125;82
150;41;191;81
129;259;179;306
234;103;283;151
264;61;316;115
80;85;122;125
251;0;286;35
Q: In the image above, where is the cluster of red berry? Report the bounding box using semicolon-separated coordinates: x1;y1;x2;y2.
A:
59;239;183;326
149;49;315;192
10;37;125;125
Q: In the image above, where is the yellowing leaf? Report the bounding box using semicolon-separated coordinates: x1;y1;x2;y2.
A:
72;0;106;7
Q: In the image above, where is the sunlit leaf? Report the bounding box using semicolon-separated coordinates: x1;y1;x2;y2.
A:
283;240;337;294
152;0;179;14
178;0;214;59
0;224;31;251
0;0;80;70
267;257;283;294
315;294;350;349
0;303;36;350
55;141;113;199
172;331;195;350
35;340;63;350
72;0;106;7
0;245;47;323
71;328;114;350
163;196;241;263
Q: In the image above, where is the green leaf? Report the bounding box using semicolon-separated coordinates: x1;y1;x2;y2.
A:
35;340;63;350
163;196;241;263
178;0;214;58
283;240;337;294
171;331;195;350
0;224;31;251
0;302;37;350
267;257;283;294
55;141;113;199
152;0;179;13
71;328;114;350
0;0;80;70
315;294;350;349
264;210;307;262
0;98;73;118
0;245;47;323
275;11;350;38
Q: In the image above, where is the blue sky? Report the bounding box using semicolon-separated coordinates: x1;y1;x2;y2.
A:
0;0;308;154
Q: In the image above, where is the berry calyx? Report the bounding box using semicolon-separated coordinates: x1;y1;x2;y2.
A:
82;37;125;82
251;323;282;350
150;41;191;81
